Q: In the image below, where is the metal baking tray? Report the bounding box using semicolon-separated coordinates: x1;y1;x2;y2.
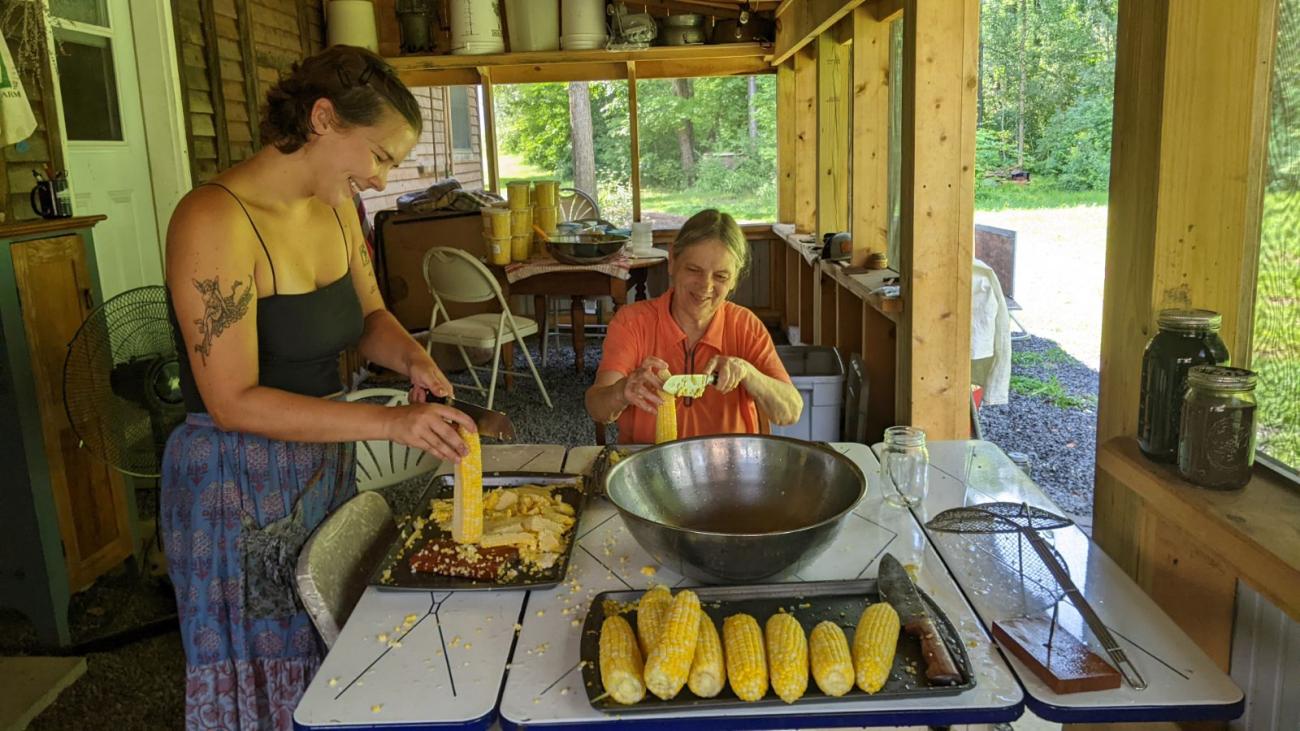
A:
369;471;585;592
587;445;649;497
580;579;975;712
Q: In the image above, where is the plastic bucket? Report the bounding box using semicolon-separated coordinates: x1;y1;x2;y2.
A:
534;179;560;207
507;180;532;209
562;0;606;35
510;206;533;236
561;33;606;50
505;0;559;52
535;205;559;235
511;235;532;262
481;205;511;238
485;234;511;266
449;0;505;55
326;1;379;52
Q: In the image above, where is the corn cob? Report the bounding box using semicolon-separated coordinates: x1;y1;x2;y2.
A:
644;589;702;700
688;613;726;698
809;621;854;697
636;585;673;657
451;426;483;544
599;615;646;705
852;601;900;694
765;613;809;703
654;390;677;443
723;613;768;702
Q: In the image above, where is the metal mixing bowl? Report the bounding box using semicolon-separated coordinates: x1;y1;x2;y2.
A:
546;233;628;265
604;435;867;583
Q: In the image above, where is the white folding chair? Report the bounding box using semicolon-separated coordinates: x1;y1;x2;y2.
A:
295;491;397;648
345;388;440;491
422;246;553;410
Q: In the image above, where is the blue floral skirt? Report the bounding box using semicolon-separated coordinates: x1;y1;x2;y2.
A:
161;413;355;730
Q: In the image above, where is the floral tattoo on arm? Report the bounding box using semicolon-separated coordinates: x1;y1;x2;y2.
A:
192;275;254;365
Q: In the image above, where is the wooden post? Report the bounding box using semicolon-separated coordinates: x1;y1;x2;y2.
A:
794;46;818;233
628;62;642;222
850;5;892;268
897;0;979;441
777;60;797;223
816;30;850;241
479;67;499;193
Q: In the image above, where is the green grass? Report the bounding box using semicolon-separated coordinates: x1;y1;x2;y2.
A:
1012;347;1074;368
498;152;565;185
640;187;775;223
1010;374;1097;410
975;177;1108;211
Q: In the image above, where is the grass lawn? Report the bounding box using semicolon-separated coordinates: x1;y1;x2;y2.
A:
976;177;1109;210
640;187;775;223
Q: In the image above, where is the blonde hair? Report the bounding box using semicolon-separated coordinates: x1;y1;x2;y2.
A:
671;209;749;278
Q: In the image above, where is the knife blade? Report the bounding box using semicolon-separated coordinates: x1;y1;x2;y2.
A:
877;553;963;686
661;373;717;398
416;389;516;441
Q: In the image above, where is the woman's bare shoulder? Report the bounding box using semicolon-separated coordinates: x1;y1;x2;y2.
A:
166;185;256;269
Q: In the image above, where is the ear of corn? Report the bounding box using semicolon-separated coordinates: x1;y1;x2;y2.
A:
723;613;768;702
636;585;673;657
688;613;726;698
765;613;809;703
654;390;677;443
809;621;854;697
599;615;646;705
853;601;901;694
451;427;483;544
644;589;702;700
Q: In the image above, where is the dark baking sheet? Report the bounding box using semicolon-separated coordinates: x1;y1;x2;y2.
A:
580;579;975;712
370;471;585;592
587;445;648;497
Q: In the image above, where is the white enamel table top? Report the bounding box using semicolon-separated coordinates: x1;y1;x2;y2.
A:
294;445;569;730
493;444;1024;729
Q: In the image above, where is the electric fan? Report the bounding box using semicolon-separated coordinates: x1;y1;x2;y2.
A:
63;285;186;478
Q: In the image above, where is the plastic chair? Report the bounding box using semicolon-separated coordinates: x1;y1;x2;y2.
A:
345;388;440;491
422;246;553;410
295;490;398;648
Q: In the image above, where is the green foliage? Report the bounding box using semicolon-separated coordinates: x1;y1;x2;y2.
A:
1039;93;1113;190
1010;374;1096;409
1012;347;1073;367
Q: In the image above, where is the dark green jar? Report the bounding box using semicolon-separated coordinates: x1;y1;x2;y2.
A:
1178;366;1257;490
1137;309;1229;463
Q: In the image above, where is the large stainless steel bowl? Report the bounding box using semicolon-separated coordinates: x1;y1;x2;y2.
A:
604;435;867;583
546;232;628;265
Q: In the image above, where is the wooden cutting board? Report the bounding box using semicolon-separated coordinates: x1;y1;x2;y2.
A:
992;614;1122;694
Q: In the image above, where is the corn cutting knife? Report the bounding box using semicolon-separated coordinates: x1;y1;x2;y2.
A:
877;553;964;686
661;373;717;399
416;388;516;440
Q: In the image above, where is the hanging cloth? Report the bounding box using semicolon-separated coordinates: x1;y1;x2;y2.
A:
0;35;36;146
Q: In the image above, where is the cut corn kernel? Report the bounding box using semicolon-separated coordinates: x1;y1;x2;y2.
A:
644;589;702;700
809;621;854;697
765;613;809;703
853;602;901;694
599;615;646;705
636;585;673;657
723;613;768;702
688;613;726;698
655;391;677;444
451;427;483;544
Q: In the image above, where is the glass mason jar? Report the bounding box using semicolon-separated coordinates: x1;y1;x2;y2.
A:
1178;366;1258;491
1137;309;1230;463
881;426;929;508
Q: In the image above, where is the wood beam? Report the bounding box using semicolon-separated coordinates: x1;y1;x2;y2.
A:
850;5;891;268
628;62;642;222
773;0;869;67
479;67;499;193
897;0;978;441
793;46;818;233
816;30;850;241
777;59;796;223
872;0;903;22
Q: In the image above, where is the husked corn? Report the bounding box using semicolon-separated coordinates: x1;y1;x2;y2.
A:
636;585;673;657
853;602;900;693
655;391;677;443
809;621;854;697
765;613;809;703
451;427;483;544
644;589;702;700
723;613;768;702
598;615;645;705
688;613;725;698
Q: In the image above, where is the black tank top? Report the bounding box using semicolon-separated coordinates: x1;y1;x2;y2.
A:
170;183;365;413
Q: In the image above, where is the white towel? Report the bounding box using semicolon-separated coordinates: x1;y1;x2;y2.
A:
971;259;1012;405
0;35;35;146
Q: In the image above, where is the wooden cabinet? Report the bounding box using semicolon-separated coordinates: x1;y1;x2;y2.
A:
0;215;133;646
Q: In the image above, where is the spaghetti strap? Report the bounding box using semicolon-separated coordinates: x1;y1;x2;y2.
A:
331;208;350;265
203;182;278;294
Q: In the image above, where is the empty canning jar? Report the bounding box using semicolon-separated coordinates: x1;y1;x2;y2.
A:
1137;309;1229;463
881;426;929;508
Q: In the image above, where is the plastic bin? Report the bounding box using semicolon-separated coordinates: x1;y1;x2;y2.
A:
770;345;845;442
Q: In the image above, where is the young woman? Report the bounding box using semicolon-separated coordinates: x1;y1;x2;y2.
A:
585;209;803;442
162;46;474;728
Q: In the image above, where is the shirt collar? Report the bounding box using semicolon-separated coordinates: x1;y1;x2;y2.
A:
654;288;727;354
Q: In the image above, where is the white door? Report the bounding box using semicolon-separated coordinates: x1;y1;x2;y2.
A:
50;0;163;298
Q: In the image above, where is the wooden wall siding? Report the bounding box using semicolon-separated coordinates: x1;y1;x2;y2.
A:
0;27;63;224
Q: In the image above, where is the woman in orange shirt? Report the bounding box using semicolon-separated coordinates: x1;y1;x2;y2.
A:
586;209;803;443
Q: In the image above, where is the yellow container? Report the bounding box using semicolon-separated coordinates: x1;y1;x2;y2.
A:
507;181;532;210
535;204;559;235
485;234;511;266
510;206;533;237
534;179;560;207
511;234;532;262
481;206;511;238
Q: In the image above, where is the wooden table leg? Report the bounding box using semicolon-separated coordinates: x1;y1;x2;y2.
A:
571;295;585;372
611;280;628;312
503;341;514;390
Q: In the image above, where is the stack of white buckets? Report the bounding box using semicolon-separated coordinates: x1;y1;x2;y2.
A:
449;0;608;55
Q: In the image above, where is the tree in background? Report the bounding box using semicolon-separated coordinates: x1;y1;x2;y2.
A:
569;81;596;197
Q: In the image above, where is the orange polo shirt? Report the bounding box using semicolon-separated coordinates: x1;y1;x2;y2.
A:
597;289;792;444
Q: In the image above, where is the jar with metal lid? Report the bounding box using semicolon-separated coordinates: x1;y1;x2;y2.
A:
1178;366;1257;490
1137;309;1229;462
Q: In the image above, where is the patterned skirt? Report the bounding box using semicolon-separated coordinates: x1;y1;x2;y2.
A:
161;413;356;730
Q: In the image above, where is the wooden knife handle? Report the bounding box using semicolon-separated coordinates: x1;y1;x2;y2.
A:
906;616;963;685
